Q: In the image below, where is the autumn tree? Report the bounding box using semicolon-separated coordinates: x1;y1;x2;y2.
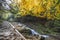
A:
13;0;60;20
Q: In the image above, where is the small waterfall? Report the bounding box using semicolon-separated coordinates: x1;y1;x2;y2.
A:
0;0;12;10
2;3;11;10
5;0;12;4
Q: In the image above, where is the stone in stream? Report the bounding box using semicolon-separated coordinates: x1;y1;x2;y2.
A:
0;21;23;40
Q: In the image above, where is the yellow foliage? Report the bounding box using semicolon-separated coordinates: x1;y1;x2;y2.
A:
14;0;60;20
55;3;60;20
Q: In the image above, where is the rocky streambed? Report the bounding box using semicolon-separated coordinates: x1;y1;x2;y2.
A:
0;21;59;40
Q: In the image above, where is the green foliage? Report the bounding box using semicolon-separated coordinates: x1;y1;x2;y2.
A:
0;0;18;21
